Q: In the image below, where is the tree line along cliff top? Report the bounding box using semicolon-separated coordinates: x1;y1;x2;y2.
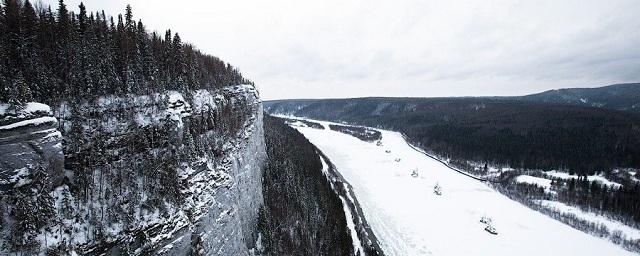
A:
0;0;253;106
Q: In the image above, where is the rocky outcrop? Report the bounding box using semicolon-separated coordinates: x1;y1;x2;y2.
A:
0;103;63;190
0;85;267;255
1;86;372;256
160;106;266;256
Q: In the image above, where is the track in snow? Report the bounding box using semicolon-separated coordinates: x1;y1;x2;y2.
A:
291;118;636;256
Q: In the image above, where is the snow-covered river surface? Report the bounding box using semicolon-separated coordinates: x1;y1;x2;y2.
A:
291;118;635;256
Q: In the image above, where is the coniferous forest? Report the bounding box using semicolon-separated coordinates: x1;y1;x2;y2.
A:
0;0;252;106
259;115;355;255
2;0;640;255
265;97;640;247
266;98;640;176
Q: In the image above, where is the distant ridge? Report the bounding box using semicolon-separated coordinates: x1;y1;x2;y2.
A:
267;83;640;113
517;83;640;112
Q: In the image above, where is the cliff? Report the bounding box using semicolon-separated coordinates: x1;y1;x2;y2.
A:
0;85;266;255
0;84;368;255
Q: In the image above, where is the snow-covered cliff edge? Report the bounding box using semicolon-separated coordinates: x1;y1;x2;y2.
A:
0;103;64;190
0;85;266;255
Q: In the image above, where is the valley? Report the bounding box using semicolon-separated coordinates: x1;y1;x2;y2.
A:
286;116;638;256
1;0;639;255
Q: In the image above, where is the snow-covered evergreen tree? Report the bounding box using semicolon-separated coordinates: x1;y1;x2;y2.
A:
0;0;253;104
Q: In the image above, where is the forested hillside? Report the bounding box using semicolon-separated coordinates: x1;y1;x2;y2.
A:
517;83;640;112
260;115;385;256
0;0;251;105
0;1;265;254
259;115;354;255
267;99;640;249
0;1;372;255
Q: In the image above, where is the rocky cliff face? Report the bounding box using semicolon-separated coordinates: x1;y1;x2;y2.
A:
0;85;266;255
0;103;64;190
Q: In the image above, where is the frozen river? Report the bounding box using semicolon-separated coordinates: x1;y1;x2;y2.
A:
291;118;634;256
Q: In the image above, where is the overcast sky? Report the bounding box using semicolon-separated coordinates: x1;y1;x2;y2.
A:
42;0;640;100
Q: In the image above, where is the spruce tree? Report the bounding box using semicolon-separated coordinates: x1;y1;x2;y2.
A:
55;0;70;46
36;7;56;70
3;0;21;71
0;0;18;104
21;1;37;42
78;2;86;34
0;0;250;103
0;1;7;102
125;4;133;29
20;0;45;100
172;33;187;91
11;71;32;105
54;0;71;98
0;75;8;103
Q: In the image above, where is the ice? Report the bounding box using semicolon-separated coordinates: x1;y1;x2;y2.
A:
291;118;636;256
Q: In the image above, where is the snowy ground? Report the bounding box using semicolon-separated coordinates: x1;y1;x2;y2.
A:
544;170;622;188
534;200;640;241
515;175;552;190
514;175;555;194
289;117;636;256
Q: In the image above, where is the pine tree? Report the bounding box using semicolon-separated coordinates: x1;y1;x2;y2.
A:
172;33;186;91
55;0;69;51
20;0;45;100
54;0;71;98
568;178;575;193
0;1;7;103
0;0;250;103
14;71;32;104
36;7;55;68
123;5;137;84
21;1;37;42
3;0;21;72
0;75;10;103
4;70;32;105
163;29;173;88
137;20;158;94
125;4;133;30
8;165;54;251
78;2;86;34
0;72;8;103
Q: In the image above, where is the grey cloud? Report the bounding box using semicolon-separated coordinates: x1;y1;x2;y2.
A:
45;0;640;100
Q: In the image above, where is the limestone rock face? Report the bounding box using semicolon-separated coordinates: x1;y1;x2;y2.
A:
0;103;64;190
0;86;267;255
